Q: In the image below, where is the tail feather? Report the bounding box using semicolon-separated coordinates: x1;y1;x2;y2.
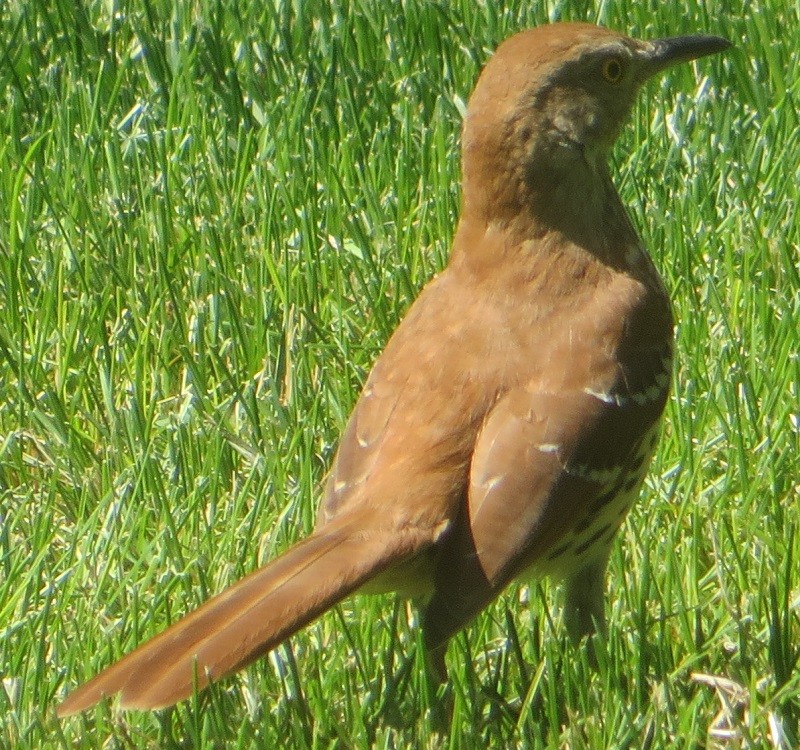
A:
57;516;431;715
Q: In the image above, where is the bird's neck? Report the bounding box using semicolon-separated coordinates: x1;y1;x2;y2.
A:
459;147;642;273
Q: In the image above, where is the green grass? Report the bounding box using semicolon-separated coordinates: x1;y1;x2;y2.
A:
1;0;797;747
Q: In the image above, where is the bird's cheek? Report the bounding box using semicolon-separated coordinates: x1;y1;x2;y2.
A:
553;101;606;154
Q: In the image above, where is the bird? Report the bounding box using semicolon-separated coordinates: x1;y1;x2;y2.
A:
57;22;730;717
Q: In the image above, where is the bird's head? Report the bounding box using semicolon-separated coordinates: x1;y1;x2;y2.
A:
461;23;730;225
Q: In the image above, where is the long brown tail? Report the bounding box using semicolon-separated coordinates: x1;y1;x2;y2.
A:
57;514;431;715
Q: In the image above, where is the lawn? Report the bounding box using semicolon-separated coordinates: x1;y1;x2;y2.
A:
1;0;797;748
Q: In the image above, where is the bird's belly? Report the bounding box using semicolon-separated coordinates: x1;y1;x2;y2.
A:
357;550;436;599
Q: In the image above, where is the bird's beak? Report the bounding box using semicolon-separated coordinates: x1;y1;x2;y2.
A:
639;34;731;78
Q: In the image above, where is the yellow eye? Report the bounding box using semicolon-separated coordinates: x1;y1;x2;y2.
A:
601;57;624;83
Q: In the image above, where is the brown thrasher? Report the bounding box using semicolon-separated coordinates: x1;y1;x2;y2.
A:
57;23;730;716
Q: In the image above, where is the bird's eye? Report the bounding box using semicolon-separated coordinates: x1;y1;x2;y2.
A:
601;57;624;83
